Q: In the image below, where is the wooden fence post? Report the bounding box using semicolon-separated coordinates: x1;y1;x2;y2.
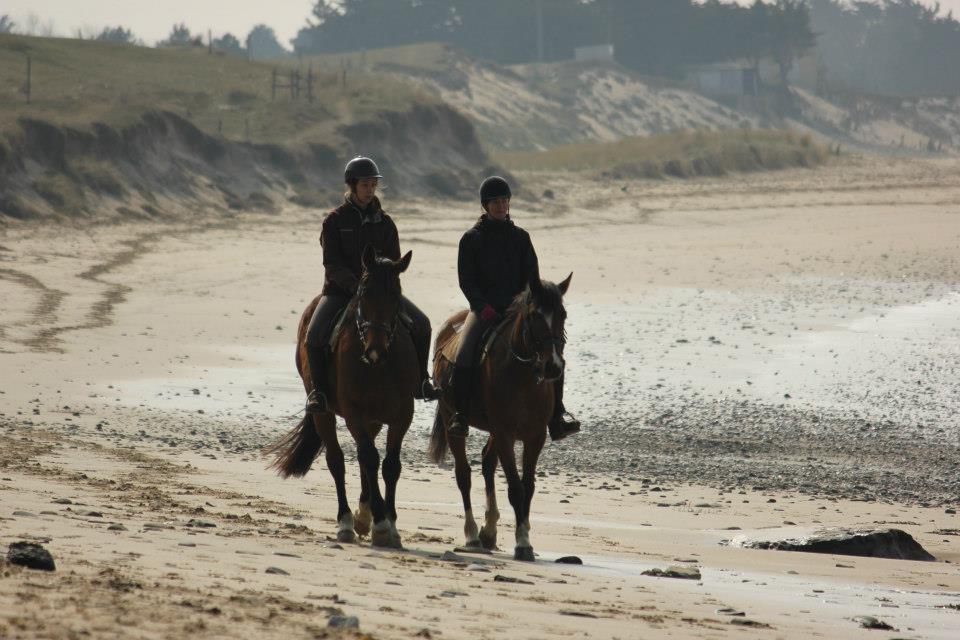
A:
271;68;277;100
25;55;31;104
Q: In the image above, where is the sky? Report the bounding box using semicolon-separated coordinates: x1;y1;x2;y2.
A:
4;0;960;49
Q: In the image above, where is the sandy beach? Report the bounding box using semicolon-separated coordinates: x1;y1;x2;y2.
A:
2;154;960;638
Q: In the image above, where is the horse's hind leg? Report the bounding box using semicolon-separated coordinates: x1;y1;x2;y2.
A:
450;431;480;548
494;434;533;561
317;413;355;543
381;422;408;549
478;436;500;550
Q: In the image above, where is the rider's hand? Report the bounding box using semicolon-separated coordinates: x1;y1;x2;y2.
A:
480;304;499;323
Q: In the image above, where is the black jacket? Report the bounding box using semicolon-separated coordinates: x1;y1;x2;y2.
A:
320;196;400;297
457;214;540;314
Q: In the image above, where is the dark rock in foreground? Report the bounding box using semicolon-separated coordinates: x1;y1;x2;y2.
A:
730;528;935;561
7;541;56;571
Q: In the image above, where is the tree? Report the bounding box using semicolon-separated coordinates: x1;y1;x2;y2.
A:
0;15;15;34
213;33;245;56
246;24;288;60
767;0;816;87
96;26;138;44
160;22;203;47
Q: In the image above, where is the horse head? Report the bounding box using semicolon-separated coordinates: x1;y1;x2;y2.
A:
513;271;572;382
356;244;411;365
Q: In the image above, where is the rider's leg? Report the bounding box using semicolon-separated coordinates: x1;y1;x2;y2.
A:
449;311;485;437
548;371;581;441
400;296;440;400
304;294;349;414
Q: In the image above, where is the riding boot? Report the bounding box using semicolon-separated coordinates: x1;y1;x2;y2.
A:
411;331;441;401
305;344;329;415
548;374;580;441
447;364;473;438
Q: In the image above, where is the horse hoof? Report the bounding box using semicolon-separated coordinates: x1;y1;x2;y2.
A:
354;514;371;537
479;530;497;550
372;529;401;549
336;529;356;544
514;546;535;562
464;539;484;550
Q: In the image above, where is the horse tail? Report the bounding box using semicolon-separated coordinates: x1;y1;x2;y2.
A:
265;415;325;479
427;406;448;464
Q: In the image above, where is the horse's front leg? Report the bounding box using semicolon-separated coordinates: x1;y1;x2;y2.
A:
381;421;408;549
316;412;355;543
346;421;394;548
520;429;546;549
478;436;500;550
494;433;533;561
354;460;372;538
450;430;480;548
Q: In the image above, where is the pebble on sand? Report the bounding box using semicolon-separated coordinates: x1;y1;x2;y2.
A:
7;541;56;571
328;615;359;629
641;565;702;580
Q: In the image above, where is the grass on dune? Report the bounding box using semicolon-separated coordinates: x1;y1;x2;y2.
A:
498;130;829;179
0;34;437;146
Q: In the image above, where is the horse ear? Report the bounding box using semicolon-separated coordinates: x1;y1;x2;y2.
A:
396;250;412;273
558;272;573;296
361;244;377;272
529;270;544;298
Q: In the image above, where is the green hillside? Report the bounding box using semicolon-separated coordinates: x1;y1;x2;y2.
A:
0;34;436;146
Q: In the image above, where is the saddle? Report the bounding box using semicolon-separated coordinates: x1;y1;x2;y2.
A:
432;309;511;394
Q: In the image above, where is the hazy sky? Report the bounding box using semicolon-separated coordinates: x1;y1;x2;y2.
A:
5;1;960;49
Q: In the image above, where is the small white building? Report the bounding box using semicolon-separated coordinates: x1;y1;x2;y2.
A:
574;44;615;63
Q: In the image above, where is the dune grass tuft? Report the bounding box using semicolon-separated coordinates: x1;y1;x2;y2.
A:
498;130;828;179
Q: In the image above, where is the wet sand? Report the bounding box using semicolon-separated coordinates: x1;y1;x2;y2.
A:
2;154;960;638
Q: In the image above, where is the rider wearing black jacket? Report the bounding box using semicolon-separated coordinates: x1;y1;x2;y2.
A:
303;157;440;414
448;176;580;441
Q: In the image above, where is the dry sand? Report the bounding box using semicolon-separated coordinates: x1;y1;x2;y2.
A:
2;155;960;638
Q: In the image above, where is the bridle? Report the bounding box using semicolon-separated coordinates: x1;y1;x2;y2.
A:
354;284;401;363
510;307;565;384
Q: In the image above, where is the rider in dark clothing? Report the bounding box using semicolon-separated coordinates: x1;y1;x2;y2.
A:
448;176;580;441
304;156;440;414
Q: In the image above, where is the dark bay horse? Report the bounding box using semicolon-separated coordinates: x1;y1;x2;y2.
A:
267;245;419;548
429;273;572;561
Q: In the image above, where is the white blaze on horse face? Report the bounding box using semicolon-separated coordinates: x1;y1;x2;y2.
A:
367;348;380;363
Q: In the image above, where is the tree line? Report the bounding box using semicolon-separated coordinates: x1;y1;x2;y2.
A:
811;0;960;96
291;0;960;96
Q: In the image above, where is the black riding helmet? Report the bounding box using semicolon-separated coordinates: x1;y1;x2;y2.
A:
479;176;511;206
344;156;382;184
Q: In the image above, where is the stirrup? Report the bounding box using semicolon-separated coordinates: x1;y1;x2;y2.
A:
305;389;328;415
416;378;442;402
549;412;580;441
447;413;469;438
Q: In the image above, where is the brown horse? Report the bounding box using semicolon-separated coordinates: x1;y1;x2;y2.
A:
429;273;572;561
267;245;419;548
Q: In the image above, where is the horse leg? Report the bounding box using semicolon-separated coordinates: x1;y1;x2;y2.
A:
354;464;372;538
319;413;355;543
478;436;500;550
450;431;480;548
381;423;406;549
350;426;393;548
520;430;546;547
494;434;533;561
